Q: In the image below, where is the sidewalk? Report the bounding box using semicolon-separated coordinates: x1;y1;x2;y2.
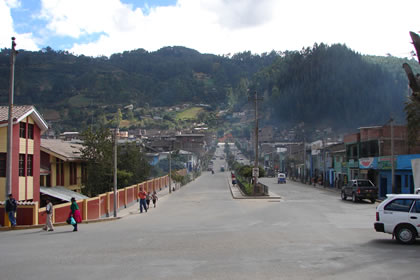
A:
0;184;177;231
227;177;282;200
290;179;341;194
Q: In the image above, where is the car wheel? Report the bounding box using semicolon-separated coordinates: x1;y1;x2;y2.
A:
352;192;357;203
395;225;417;244
370;199;376;204
341;191;347;200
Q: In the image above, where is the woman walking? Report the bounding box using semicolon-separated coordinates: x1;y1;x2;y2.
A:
69;197;82;232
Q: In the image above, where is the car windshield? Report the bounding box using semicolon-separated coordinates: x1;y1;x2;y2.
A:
358;180;373;187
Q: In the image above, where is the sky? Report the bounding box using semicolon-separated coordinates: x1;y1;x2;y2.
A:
1;0;419;58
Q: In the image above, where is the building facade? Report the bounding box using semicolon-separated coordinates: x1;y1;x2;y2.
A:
0;106;48;202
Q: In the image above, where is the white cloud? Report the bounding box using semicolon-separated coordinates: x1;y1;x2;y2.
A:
5;0;21;9
37;0;420;57
0;0;38;51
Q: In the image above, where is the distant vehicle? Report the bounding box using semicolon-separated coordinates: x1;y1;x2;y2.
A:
416;188;420;194
341;179;377;203
374;194;420;244
220;165;225;172
212;157;216;160
277;173;286;184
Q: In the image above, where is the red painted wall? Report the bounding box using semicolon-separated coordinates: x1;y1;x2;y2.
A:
109;193;114;213
38;209;46;225
87;199;100;220
32;124;41;202
100;195;107;217
0;207;4;225
54;204;71;223
127;188;134;204
118;190;125;208
16;207;34;225
11;123;19;199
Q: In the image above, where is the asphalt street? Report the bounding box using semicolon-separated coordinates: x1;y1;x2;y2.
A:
1;154;419;279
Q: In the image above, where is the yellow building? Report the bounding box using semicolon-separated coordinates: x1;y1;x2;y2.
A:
40;139;86;193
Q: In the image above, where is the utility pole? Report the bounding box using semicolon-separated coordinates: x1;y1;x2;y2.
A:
323;131;327;187
390;117;395;193
113;114;119;217
169;152;172;194
303;134;306;184
6;37;17;200
248;91;263;194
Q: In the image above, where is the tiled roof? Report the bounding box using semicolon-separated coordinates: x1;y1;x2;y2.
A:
41;139;84;161
0;105;34;122
0;105;49;132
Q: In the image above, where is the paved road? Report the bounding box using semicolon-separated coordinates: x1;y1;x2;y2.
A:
1;157;419;279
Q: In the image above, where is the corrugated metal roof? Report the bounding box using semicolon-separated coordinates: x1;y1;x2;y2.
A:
41;139;84;161
40;186;89;202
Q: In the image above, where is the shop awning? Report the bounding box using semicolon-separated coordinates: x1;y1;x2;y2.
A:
40;186;89;202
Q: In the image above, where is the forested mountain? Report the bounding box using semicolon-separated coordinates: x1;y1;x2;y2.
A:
245;44;420;130
0;44;418;132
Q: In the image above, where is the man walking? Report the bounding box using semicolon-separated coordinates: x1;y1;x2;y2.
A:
42;199;54;231
137;188;147;213
5;194;17;227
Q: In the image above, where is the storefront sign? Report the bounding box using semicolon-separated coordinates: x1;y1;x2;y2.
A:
378;156;396;170
359;157;376;169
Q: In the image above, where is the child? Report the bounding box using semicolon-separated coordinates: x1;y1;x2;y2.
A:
152;191;158;208
146;192;151;209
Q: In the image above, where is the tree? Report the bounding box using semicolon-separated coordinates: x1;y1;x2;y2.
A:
404;31;420;145
81;126;152;196
80;126;114;196
118;142;151;185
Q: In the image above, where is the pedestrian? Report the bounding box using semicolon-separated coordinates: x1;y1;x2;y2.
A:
152;191;158;208
68;197;82;232
137;188;147;213
5;193;17;227
42;198;54;231
146;192;151;209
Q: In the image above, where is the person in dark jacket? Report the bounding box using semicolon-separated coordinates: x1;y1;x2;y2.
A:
5;194;17;227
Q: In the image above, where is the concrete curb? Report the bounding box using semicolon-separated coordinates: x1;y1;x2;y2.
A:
227;177;282;200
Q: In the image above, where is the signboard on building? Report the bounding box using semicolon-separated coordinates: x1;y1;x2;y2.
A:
359;157;377;169
378;156;396;170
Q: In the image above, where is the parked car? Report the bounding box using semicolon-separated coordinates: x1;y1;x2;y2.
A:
277;173;286;184
374;194;420;244
416;188;420;194
341;179;377;203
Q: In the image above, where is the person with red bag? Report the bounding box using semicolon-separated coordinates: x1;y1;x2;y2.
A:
68;197;82;232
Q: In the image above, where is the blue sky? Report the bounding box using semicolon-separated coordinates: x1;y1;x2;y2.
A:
1;0;419;57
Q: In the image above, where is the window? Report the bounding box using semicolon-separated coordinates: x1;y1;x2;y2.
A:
28;124;34;139
357;180;374;187
56;159;64;186
70;162;77;185
0;153;6;177
384;199;414;212
81;163;87;184
20;122;26;138
411;200;420;213
19;154;25;176
27;155;33;176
